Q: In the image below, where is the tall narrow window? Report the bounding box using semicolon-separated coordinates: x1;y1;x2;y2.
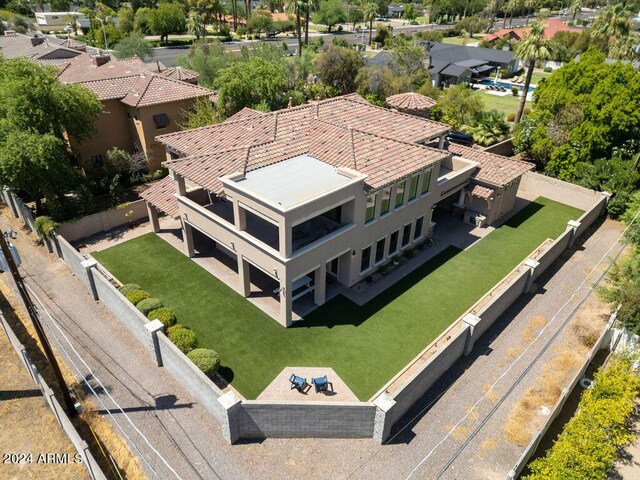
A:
380;186;392;215
389;230;400;255
421;169;432;194
409;174;419;201
365;193;377;224
402;223;411;247
414;216;424;240
395;180;406;208
375;238;386;264
361;246;372;272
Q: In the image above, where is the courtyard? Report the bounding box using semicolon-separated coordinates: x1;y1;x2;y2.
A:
92;197;582;401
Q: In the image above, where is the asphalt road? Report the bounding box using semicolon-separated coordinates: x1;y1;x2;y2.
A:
152;12;595;67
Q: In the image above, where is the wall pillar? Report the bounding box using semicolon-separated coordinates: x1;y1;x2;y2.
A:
146;203;160;233
438;134;446;150
81;259;99;300
523;258;540;293
314;263;326;306
144;319;165;367
218;392;243;444
3;190;19;218
567;220;581;248
181;219;195;258
278;219;292;258
462;313;481;355
600;191;612;216
238;256;251;298
373;393;396;443
233;200;247;231
279;276;293;327
173;172;187;196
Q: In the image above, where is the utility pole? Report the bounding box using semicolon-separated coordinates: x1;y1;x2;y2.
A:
0;230;77;417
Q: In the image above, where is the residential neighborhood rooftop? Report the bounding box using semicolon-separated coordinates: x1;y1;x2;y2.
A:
386;92;437;111
0;32;82;62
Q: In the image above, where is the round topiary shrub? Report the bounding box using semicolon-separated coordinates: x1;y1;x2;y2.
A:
136;298;163;315
126;289;150;305
119;283;142;296
167;324;198;354
148;307;176;328
187;348;221;376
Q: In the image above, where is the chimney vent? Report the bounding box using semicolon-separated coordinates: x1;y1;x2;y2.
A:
92;54;111;67
31;36;45;46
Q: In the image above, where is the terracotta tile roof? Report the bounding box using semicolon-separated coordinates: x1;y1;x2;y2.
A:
386;92;437;111
139;176;180;218
163;116;447;194
57;53;148;83
447;143;535;187
76;76;141;100
0;33;82;61
468;184;495;200
121;74;213;107
484;18;581;42
161;66;199;82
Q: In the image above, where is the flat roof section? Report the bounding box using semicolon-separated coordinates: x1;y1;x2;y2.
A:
235;155;355;209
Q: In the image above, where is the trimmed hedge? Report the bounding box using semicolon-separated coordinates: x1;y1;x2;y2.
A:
148;307;177;328
119;283;142;296
136;298;163;315
525;356;640;479
187;348;220;376
167;324;198;354
125;289;150;305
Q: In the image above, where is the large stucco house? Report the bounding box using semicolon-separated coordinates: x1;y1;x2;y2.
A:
141;94;533;327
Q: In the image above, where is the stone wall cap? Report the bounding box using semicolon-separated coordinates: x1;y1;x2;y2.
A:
373;393;396;411
463;313;481;327
219;391;242;409
144;319;165;333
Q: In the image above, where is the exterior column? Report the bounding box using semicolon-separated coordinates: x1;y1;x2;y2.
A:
279;219;292;258
238;256;251;297
279;276;293;327
233;200;246;231
173;172;187;196
438;134;446;150
146;203;160;232
457;188;465;206
182;219;195;257
314;264;326;306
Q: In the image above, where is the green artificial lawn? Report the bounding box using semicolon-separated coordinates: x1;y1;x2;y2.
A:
93;198;582;400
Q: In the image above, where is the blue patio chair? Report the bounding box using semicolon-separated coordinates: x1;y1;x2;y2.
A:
311;375;332;393
289;373;310;393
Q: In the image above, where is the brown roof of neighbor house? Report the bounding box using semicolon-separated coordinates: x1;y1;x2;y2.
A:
0;33;82;61
161;66;199;82
468;184;495;200
140;176;180;218
447;143;535;186
57;53;148;84
121;74;214;107
386;92;437;111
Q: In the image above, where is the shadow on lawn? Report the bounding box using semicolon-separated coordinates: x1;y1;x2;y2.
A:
292;246;463;330
292;200;549;330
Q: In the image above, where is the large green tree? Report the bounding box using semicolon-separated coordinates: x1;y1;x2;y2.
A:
312;0;346;33
148;2;186;42
176;40;231;88
313;44;364;94
113;33;155;60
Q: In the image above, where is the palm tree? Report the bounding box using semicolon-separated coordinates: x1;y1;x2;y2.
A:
303;0;319;46
591;3;633;41
524;0;537;26
362;1;378;47
514;21;552;125
570;0;582;23
285;0;304;56
504;0;521;28
186;10;206;40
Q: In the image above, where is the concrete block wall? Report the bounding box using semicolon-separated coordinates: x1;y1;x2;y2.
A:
92;272;151;347
519;172;601;211
575;196;607;237
55;234;90;286
532;229;573;278
156;334;226;423
237;402;376;439
384;325;470;430
474;268;530;339
4;190;37;233
57;199;148;242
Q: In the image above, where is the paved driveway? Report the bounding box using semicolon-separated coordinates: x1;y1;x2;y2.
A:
0;209;622;480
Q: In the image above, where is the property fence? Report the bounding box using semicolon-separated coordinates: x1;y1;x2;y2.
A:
56;199;148;242
0;312;107;480
2;188;37;233
507;312;619;479
0;182;612;444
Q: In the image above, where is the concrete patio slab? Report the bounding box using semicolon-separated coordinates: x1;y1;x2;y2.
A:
257;367;359;403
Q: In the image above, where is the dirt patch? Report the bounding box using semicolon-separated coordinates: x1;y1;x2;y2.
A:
502;293;609;446
0;281;145;480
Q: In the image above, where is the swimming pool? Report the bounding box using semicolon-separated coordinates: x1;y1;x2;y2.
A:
479;79;534;93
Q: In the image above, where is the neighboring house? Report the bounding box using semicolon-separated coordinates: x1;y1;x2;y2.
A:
484;18;582;45
35;11;85;28
55;53;215;170
423;42;518;87
141;94;533;327
388;5;404;18
366;50;395;67
0;32;83;63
